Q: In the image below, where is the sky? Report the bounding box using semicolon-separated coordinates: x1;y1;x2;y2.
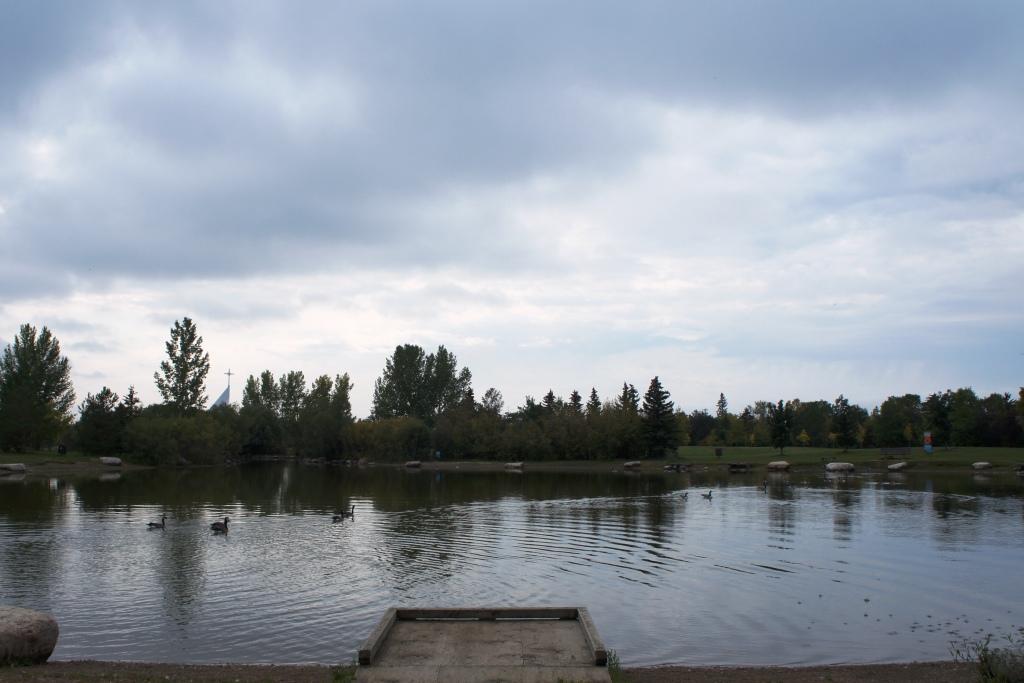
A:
1;1;1022;417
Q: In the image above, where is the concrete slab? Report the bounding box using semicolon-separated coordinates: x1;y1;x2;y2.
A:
356;618;610;683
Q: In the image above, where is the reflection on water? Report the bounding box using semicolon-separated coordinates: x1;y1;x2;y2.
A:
1;465;1023;666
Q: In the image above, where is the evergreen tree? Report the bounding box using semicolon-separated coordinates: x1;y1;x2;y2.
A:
641;376;677;457
542;389;558;412
119;385;142;418
586;388;601;418
767;399;794;455
618;382;640;413
832;394;857;451
715;393;730;443
0;324;76;451
153;317;210;414
568;390;583;414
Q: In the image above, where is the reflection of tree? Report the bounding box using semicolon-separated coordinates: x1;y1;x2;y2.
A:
828;477;861;541
157;526;207;627
0;479;70;603
768;500;795;537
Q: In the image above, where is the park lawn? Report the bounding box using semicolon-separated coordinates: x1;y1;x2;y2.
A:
1;450;92;466
673;445;1024;468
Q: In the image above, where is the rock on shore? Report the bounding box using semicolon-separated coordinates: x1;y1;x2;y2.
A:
888;462;910;472
826;462;855;473
0;463;26;473
972;461;993;470
0;606;59;665
767;461;790;471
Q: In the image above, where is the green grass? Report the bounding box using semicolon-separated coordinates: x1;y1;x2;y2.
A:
0;450;91;465
672;445;1024;468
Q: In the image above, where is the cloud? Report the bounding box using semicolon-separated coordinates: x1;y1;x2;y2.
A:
0;1;1021;414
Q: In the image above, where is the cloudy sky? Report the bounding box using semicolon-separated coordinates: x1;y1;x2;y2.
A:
1;1;1022;416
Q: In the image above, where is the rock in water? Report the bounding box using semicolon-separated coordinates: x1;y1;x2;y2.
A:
99;457;122;466
825;462;855;473
0;463;26;473
0;606;59;665
888;462;909;471
972;461;993;470
767;461;790;471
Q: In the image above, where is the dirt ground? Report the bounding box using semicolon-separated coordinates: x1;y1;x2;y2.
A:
623;661;975;682
0;660;975;682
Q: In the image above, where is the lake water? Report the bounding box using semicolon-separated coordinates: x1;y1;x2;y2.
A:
1;464;1022;667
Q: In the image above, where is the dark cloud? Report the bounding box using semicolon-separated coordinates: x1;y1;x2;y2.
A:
2;0;1023;300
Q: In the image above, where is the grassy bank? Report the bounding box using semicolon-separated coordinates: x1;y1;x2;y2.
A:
0;450;150;476
408;445;1024;474
673;444;1024;468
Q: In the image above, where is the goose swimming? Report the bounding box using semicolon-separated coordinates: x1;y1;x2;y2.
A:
332;505;355;522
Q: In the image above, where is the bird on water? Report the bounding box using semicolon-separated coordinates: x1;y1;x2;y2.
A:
210;517;229;533
701;490;713;500
680;491;688;500
147;515;166;530
332;505;355;522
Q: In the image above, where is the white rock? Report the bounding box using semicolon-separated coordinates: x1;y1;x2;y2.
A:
888;462;909;472
99;457;122;466
404;460;421;468
767;461;790;471
623;461;642;469
825;462;855;473
0;606;59;665
0;463;26;473
504;462;524;469
972;461;993;470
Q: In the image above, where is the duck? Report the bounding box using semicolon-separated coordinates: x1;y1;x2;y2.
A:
332;505;355;522
680;491;688;500
701;490;713;500
147;515;166;530
761;480;769;492
210;517;230;533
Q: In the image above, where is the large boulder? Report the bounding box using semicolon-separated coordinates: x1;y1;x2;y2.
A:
623;461;641;469
888;461;910;472
0;463;26;473
972;461;993;471
99;457;122;467
826;462;855;473
0;606;59;665
767;461;790;471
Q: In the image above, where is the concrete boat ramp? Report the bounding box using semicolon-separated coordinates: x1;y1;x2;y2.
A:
356;607;611;682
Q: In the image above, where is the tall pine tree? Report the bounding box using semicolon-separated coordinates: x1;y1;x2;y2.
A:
641;376;677;458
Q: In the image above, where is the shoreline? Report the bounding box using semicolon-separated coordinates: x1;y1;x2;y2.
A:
398;457;1020;475
0;660;975;682
2;454;1015;481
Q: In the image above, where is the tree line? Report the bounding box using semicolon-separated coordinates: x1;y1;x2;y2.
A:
1;319;1022;462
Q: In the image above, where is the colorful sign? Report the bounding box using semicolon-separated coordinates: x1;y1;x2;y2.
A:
923;431;933;454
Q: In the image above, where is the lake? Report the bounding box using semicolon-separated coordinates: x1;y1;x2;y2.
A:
1;463;1022;667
